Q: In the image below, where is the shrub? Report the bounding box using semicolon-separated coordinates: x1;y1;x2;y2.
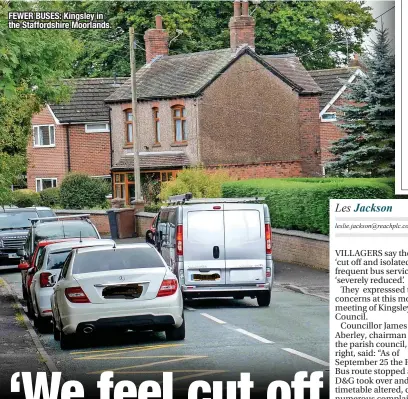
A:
222;178;394;235
11;189;41;207
144;203;162;213
39;187;60;207
60;173;111;210
159;167;230;201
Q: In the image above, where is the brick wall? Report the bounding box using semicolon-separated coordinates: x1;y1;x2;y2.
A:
134;213;329;270
68;124;111;176
27;107;68;190
55;210;111;235
207;161;302;179
298;96;323;177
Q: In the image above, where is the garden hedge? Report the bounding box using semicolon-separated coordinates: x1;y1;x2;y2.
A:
11;189;41;207
222;178;394;235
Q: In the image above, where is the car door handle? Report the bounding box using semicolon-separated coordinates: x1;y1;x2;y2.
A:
213;246;220;259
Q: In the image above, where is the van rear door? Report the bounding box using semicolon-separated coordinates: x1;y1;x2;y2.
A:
223;204;266;285
183;205;226;285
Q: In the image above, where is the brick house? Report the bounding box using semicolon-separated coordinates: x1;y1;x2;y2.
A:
27;78;127;191
106;1;324;204
310;67;364;170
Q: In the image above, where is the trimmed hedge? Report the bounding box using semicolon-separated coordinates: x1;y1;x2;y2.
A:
144;203;162;213
11;189;41;207
39;187;60;207
222;178;394;235
60;173;110;210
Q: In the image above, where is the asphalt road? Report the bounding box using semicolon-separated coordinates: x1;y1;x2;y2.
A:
0;265;329;399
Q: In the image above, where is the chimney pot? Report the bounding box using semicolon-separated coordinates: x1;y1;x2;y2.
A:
155;15;163;30
234;0;241;17
242;1;249;16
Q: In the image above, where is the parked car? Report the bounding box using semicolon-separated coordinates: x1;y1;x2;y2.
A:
151;193;273;307
30;239;115;332
0;207;55;266
21;215;100;260
19;238;76;300
51;243;185;349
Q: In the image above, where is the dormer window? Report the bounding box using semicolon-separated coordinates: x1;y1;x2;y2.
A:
173;106;187;142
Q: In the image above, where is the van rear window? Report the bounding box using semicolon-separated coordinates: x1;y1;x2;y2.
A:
224;210;261;243
187;211;224;244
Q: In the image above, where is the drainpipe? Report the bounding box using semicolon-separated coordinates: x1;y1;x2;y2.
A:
66;125;71;172
108;107;114;195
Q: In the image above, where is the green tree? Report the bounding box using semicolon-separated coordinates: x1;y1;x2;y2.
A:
326;26;395;177
65;0;375;77
0;0;79;203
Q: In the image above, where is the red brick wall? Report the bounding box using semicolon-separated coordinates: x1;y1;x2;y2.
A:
207;161;302;179
68;125;111;176
320;100;346;165
298;96;322;176
27;107;68;190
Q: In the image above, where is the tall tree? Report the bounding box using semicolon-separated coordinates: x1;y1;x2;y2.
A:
326;26;395;177
64;0;375;78
0;0;79;202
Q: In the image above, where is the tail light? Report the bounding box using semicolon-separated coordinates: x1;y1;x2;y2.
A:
39;272;52;288
65;287;90;303
266;267;272;278
157;279;178;297
265;224;272;254
176;225;183;256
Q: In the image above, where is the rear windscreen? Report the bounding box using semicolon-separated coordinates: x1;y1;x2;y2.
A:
47;250;71;270
35;222;98;244
72;247;165;274
224;210;261;243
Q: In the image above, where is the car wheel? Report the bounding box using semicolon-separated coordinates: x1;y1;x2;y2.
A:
257;291;271;307
27;298;35;319
34;315;50;333
165;315;185;341
60;329;76;350
52;317;60;341
22;285;28;300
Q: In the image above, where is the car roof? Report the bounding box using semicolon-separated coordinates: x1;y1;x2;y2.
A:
75;243;152;255
44;239;115;253
1;208;40;213
36;239;77;248
34;220;93;228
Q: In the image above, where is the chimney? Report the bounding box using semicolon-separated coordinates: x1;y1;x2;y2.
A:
229;0;255;52
144;15;169;64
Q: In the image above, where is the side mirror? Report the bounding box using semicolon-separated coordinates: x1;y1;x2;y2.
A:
146;230;155;245
18;261;30;271
27;267;36;275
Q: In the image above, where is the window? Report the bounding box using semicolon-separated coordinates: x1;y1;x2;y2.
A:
85;123;110;133
153;108;160;143
173;106;187;142
36;178;57;192
33;125;55;147
125;110;133;144
321;112;337;122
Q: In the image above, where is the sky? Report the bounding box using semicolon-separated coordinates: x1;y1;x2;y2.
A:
364;0;395;52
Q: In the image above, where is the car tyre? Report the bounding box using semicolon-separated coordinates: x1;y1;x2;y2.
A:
165;315;185;341
60;330;76;350
257;291;271;307
34;314;50;333
52;317;60;341
22;285;28;300
27;298;35;319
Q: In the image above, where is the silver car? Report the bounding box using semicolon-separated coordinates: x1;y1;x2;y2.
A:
29;239;115;332
51;243;185;350
152;194;274;306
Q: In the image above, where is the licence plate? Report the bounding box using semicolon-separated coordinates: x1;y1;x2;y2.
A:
192;273;221;281
8;254;19;259
102;284;143;299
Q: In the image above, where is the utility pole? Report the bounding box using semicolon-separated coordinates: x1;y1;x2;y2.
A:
129;26;143;204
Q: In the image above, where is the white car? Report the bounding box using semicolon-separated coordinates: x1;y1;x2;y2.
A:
30;239;115;332
51;243;185;349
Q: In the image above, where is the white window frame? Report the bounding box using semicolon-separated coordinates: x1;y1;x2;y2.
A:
321;112;337;122
85;123;110;133
33;125;55;147
35;178;57;192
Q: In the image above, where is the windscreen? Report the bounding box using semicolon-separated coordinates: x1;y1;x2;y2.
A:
37;210;56;218
72;247;165;274
34;222;98;244
0;211;38;230
47;250;71;270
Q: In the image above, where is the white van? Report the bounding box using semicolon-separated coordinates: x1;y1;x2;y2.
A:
150;194;273;307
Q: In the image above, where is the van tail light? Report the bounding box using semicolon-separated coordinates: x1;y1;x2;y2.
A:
176;225;183;256
39;272;53;288
157;279;178;297
266;267;272;279
65;287;90;303
265;224;272;254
